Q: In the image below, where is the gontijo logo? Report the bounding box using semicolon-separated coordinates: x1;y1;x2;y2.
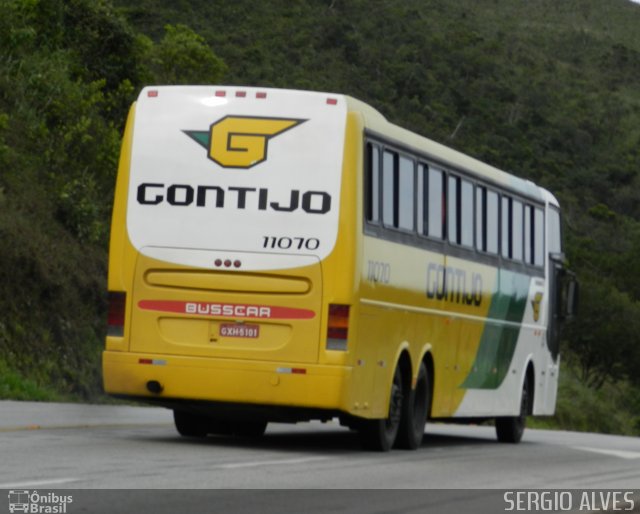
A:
184;115;307;169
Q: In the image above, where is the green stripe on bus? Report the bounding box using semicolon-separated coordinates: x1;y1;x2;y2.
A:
461;271;530;389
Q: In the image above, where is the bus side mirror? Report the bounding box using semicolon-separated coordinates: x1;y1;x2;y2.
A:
550;253;578;321
563;273;578;320
556;269;578;321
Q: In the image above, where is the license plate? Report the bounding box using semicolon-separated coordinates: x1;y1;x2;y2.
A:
219;323;259;339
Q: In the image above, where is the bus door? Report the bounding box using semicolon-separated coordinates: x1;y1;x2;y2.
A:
544;206;577;409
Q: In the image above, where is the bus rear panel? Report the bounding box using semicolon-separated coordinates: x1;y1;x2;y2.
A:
104;87;354;417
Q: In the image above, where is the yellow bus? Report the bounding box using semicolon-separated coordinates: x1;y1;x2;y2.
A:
103;86;576;450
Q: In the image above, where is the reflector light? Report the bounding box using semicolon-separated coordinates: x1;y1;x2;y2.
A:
224;259;232;268
256;92;267;99
326;98;338;105
147;90;158;98
233;260;242;268
326;304;349;351
139;358;167;366
215;90;226;97
236;91;247;97
107;291;126;337
276;367;307;375
214;259;223;267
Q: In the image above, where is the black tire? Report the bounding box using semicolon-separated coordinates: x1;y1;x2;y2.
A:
173;409;209;438
395;362;430;450
496;377;530;443
207;419;234;436
230;420;268;437
359;365;403;451
174;411;268;438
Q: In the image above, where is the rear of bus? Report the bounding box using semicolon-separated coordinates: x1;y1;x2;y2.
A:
103;86;358;433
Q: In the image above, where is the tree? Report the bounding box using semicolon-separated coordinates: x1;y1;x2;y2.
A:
149;24;227;85
564;277;640;389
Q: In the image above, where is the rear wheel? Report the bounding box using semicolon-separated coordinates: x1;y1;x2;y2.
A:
496;377;530;443
359;365;403;451
395;362;430;449
206;419;234;436
173;410;209;438
230;420;268;437
174;411;268;438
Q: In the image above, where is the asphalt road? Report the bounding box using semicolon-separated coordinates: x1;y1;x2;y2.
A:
1;401;638;512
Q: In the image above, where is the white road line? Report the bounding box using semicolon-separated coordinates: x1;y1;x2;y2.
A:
217;456;329;469
0;477;80;488
573;446;640;460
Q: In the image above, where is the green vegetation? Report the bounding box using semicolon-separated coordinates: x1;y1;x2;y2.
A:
0;359;66;401
0;0;639;434
530;359;640;436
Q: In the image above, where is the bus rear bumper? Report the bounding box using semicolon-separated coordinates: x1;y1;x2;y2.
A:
102;351;351;413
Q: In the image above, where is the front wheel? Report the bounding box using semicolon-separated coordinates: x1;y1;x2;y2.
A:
359;366;403;451
496;377;530;443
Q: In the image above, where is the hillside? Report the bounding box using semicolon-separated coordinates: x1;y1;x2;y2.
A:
0;0;639;432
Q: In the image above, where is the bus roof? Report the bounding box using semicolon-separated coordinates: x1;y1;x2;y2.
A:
344;95;546;203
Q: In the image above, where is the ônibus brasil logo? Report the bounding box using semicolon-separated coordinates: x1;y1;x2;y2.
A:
183;115;306;169
8;490;73;513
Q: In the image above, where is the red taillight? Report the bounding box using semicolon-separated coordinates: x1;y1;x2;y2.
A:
327;304;349;351
107;291;126;337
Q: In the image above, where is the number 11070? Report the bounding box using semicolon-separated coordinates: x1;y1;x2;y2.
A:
262;236;320;250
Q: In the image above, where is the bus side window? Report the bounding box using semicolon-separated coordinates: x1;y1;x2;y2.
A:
501;195;511;259
428;168;444;239
487;190;499;254
548;207;561;255
534;207;544;266
447;175;459;244
382;150;397;228
460;179;473;247
524;205;533;265
476;186;486;252
366;143;380;223
512;199;524;261
417;164;428;235
398;155;414;231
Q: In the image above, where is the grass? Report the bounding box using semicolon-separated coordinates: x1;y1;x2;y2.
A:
0;358;66;402
529;359;640;436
